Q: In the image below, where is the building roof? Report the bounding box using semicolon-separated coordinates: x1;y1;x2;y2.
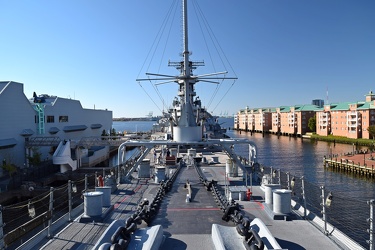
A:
328;102;351;111
279;106;291;112
356;101;375;110
295;104;320;111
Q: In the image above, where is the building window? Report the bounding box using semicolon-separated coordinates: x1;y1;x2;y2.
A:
59;116;68;122
47;116;54;123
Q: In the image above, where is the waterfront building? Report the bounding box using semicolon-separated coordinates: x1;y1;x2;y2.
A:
235;104;317;136
236;91;375;139
0;81;112;176
235;106;251;131
316;91;375;139
254;108;272;132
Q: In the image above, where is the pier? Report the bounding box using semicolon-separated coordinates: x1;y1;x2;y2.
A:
324;152;375;177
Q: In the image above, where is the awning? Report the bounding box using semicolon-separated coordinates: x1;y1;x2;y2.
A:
20;129;35;136
49;127;60;134
63;125;87;132
91;124;102;129
0;138;17;149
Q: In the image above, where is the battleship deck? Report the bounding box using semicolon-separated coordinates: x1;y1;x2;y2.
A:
33;151;358;250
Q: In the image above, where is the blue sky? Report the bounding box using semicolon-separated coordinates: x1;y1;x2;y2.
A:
1;0;374;118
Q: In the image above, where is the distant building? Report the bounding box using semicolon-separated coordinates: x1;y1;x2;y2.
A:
312;99;324;108
235;104;318;136
0;81;112;174
316;91;375;139
235;92;375;139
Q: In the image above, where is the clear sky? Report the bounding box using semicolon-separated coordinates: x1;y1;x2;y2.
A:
1;0;374;118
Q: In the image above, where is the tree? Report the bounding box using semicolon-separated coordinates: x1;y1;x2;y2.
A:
308;115;316;132
27;147;42;166
111;128;116;136
2;162;17;177
368;125;375;141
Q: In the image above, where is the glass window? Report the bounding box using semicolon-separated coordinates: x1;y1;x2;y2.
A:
47;116;54;123
59;116;68;122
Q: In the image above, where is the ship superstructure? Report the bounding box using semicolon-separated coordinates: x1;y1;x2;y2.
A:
137;0;236;142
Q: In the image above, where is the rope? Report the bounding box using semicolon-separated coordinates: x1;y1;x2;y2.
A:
4;193;51;210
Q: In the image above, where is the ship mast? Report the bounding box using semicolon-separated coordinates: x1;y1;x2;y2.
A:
183;0;190;79
169;0;202;141
179;0;197;128
136;0;237;142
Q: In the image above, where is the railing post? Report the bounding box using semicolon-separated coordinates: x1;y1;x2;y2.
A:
278;169;281;185
68;180;72;222
270;166;273;184
368;199;374;250
102;168;106;183
320;186;327;234
301;176;307;219
320;186;332;235
47;187;54;238
0;205;4;250
85;174;88;191
287;172;290;190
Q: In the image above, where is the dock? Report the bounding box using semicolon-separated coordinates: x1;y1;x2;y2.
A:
323;152;375;177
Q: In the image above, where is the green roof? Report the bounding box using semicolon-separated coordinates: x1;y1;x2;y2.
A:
279;106;291;112
295;104;320;111
356;101;375;110
329;102;351;111
241;100;375;114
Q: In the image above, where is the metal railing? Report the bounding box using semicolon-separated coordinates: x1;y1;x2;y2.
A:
256;165;374;249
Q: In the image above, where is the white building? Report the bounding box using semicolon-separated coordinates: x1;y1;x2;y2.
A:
0;81;112;174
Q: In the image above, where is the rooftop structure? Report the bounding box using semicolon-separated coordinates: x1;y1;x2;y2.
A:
0;81;112;175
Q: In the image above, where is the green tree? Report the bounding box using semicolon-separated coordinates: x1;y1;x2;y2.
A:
368;125;375;141
308;115;316;132
111;128;116;136
2;162;17;177
27;147;42;166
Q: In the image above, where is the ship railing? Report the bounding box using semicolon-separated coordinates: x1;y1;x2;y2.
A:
255;165;373;250
0;174;95;249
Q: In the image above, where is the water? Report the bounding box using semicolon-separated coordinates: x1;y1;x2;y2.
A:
229;130;375;201
112;120;157;133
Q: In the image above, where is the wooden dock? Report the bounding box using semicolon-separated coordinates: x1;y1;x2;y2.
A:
324;153;375;177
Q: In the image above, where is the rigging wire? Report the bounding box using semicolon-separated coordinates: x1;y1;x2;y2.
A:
211;79;236;114
191;0;237;113
154;1;179;112
136;1;178;114
191;0;220;110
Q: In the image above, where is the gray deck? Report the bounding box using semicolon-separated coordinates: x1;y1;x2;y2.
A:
37;153;358;250
150;166;233;249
